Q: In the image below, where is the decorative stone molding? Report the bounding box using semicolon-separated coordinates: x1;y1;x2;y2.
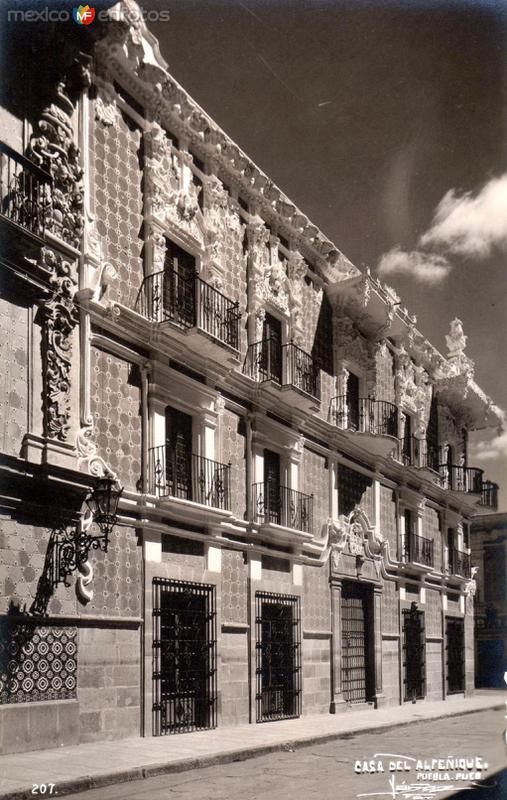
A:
329;507;386;571
28;77;84;249
76;508;94;604
94;0;356;282
40;247;79;442
76;424;114;478
95;74;119;127
395;345;432;435
334;316;376;396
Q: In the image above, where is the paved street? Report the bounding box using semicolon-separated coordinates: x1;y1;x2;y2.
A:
66;709;506;800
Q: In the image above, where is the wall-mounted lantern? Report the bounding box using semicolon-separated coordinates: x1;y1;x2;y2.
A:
80;476;123;561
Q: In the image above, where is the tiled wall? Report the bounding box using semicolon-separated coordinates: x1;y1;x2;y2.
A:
221;549;248;625
303;565;331;632
0;293;28;458
375;345;396;402
380;486;398;556
220;409;247;520
92;111;144;309
90;347;142;492
302;448;328;538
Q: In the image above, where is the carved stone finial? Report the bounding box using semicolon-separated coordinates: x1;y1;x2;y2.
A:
446;318;467;358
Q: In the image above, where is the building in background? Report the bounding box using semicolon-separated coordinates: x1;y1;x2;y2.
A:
0;1;501;755
471;512;507;688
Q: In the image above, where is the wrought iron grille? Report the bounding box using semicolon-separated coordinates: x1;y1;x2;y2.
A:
404;532;434;568
341;582;374;704
446;617;465;694
439;464;484;495
479;480;499;511
284;342;320;399
330;396;398;437
448;548;471;578
255;592;301;722
252;482;313;533
398;436;440;471
402;603;426;701
0;141;52;236
152;578;217;735
243;339;319;399
244;338;283;383
136;268;240;349
196;277;240;350
149;446;231;510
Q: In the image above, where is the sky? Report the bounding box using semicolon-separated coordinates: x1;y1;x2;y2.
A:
146;0;507;507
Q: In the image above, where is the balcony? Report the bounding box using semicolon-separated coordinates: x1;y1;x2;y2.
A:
252;481;313;539
479;480;499;511
403;532;434;569
244;339;320;411
0;141;52;249
329;396;398;458
448;548;471;578
149;446;231;516
397;436;440;478
136;267;240;355
439;464;484;500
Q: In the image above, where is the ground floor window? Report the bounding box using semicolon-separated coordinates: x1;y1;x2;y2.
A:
255;591;301;722
152;578;217;735
402;602;426;701
446;616;465;694
341;581;375;703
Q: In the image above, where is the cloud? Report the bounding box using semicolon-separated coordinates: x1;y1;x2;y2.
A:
421;173;507;258
377;247;451;283
377;172;507;284
469;428;507;461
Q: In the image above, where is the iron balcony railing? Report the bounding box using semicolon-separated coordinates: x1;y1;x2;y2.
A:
149;446;231;510
448;548;471;578
330;396;398;438
252;482;313;534
0;141;52;237
479;480;499;511
404;532;434;568
136;267;240;350
439;464;484;495
398;436;440;472
244;339;320;400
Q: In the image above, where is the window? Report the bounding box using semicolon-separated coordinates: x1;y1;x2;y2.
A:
484;545;506;603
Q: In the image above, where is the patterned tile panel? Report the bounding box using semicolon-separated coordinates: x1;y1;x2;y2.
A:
92;112;143;309
0;622;77;704
90;347;142;492
303;565;330;631
0;295;28;457
85;525;141;617
381;578;399;635
221;549;247;624
425;588;442;637
302;448;328;538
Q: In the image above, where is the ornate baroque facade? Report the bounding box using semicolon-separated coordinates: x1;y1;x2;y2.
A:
0;1;502;753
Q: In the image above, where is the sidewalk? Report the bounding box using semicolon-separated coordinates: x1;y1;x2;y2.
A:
0;691;503;800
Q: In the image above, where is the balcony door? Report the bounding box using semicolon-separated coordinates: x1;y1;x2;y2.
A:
264;449;281;525
165;406;193;500
261;313;282;383
163;239;196;328
346;372;360;431
401;413;412;464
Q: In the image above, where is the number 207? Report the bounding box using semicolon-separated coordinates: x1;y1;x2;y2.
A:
32;785;56;795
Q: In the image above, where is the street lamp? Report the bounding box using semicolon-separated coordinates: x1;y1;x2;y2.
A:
81;476;123;559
